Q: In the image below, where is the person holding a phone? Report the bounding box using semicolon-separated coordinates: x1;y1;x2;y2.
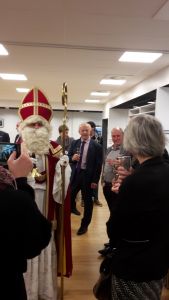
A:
0;148;51;300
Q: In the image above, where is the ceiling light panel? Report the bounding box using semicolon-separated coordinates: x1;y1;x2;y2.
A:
0;73;27;80
85;99;100;103
90;91;110;96
119;51;162;63
100;79;126;85
16;88;30;93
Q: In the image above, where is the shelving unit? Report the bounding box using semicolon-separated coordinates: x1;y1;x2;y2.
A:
129;103;155;118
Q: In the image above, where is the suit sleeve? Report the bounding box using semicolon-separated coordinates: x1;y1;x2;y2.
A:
68;140;77;164
92;143;103;184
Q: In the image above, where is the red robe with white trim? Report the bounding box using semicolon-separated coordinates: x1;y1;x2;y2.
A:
37;140;72;277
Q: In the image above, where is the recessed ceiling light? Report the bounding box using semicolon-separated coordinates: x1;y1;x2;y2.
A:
0;73;27;80
100;79;126;85
16;88;30;93
119;51;162;63
90;91;110;97
0;44;8;56
85;99;100;103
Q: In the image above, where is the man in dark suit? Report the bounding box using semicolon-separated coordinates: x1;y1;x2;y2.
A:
68;123;103;235
87;121;103;206
0;130;10;142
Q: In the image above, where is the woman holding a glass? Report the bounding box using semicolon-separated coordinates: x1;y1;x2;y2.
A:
107;114;169;300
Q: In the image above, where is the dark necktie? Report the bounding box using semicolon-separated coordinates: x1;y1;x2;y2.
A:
77;141;85;172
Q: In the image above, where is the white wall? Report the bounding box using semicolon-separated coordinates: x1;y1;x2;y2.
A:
0;108;102;142
51;110;103;139
155;87;169;152
107;109;129;147
155;87;169;131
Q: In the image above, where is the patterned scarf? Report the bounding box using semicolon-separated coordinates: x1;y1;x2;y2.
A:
0;166;15;190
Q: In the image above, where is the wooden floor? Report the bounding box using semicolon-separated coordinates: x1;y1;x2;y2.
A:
59;189;169;300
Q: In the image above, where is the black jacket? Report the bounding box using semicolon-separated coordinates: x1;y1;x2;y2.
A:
0;130;10;142
110;157;169;281
0;177;51;299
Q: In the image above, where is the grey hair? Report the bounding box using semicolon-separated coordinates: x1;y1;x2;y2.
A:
123;114;165;157
111;127;124;134
79;123;91;131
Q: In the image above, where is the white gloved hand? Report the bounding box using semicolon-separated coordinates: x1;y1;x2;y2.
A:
59;155;69;167
31;157;37;165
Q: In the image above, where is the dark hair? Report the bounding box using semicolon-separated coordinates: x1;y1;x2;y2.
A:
58;124;69;133
87;121;96;128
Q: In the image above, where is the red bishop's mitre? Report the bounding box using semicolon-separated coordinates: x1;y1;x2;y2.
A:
18;88;53;123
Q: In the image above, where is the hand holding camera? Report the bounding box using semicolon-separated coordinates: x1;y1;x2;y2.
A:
7;151;33;179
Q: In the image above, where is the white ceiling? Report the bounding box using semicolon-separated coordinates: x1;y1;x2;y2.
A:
1;0;169;110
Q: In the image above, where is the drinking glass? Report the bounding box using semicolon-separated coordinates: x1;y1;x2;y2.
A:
112;156;122;183
118;155;131;170
76;147;81;162
112;155;131;189
76;147;80;155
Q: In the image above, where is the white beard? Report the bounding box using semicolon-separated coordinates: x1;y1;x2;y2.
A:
21;126;50;155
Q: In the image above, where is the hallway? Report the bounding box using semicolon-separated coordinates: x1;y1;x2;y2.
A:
64;193;108;300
